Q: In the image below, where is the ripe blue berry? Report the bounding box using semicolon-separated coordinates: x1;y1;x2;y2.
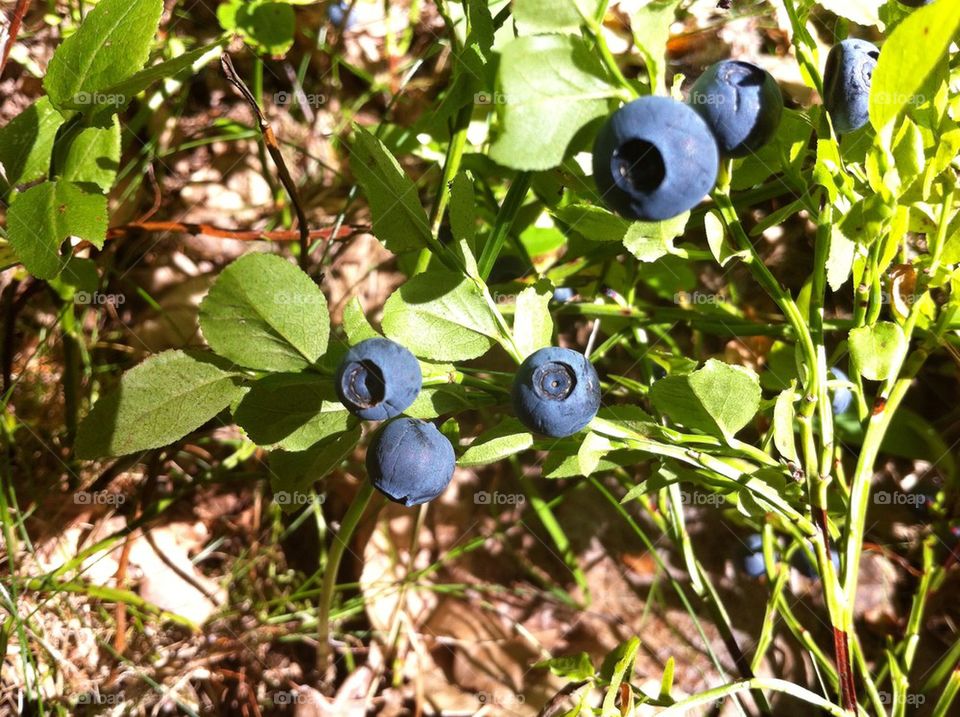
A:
592;96;719;221
743;535;767;578
689;60;783;158
366;418;456;506
552;287;576;304
335;338;422;420
327;1;355;29
823;39;879;134
512;347;601;438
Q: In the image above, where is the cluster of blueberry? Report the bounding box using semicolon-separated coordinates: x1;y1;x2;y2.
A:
592;39;881;221
742;533;841;580
335;339;601;507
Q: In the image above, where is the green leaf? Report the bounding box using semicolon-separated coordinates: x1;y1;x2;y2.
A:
512;0;600;33
622;212;689;263
849;322;908;381
577;431;614;476
705;210;745;267
449;172;479;274
199;253;330;372
76;350;243;458
513;281;553;358
650;359;761;440
458;418;535;467
490;35;619;171
269;426;362;502
0;98;65;195
629;0;680;94
342;296;380;344
44;0;164;111
218;0;295;56
773;385;799;464
869;0;960;132
57;117;121;191
602;637;640;714
97;43;224;109
7;180;107;279
816;0;882;27
233;373;355;451
350;126;432;253
381;271;499;361
405;384;479;420
891;117;924;187
555;203;630;242
536;652;595;681
826;227;856;292
449;172;476;249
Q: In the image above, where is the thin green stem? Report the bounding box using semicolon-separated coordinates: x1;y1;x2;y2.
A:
317;481;375;683
658;678;849;717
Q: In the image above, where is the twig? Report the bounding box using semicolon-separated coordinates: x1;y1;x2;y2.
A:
104;220;363;243
0;0;31;78
220;54;312;271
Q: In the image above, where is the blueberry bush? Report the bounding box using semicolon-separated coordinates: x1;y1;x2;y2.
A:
4;0;960;714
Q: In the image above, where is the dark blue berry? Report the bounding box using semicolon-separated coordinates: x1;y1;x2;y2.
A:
366;418;455;506
327;1;355;29
592;96;719;221
823;39;879;134
512;347;601;438
743;533;768;578
335;338;422;420
689;60;783;158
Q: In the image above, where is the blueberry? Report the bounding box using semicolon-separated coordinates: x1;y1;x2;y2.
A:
592;96;719;221
823;39;879;134
689;60;783;158
743;550;767;578
327;1;355;29
829;367;853;415
512;347;601;438
335;338;422;420
366;418;456;506
743;533;771;578
552;287;576;304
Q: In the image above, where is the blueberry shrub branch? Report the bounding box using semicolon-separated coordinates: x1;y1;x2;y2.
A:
18;0;960;713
